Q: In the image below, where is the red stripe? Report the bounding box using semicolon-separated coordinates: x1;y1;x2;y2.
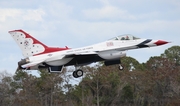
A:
34;47;70;56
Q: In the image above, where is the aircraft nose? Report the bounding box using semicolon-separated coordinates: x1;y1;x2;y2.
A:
154;40;169;46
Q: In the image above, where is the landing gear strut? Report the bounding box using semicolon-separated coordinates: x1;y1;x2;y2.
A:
73;69;83;78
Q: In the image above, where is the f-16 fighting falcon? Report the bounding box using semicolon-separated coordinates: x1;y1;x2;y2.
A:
9;30;169;78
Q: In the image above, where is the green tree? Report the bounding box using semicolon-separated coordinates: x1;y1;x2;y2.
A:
0;71;14;106
121;56;145;71
121;84;134;103
161;45;180;66
146;55;180;105
36;69;64;106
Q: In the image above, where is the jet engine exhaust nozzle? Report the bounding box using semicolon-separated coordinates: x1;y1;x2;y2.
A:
18;58;30;67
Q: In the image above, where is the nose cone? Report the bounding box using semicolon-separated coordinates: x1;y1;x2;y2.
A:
154;40;169;46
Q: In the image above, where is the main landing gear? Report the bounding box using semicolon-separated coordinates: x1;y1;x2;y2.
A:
73;69;83;78
72;64;124;78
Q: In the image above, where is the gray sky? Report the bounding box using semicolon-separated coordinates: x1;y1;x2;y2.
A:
0;0;179;74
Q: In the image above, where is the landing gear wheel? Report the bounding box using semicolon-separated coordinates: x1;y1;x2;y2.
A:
73;71;78;78
76;69;83;77
72;69;83;78
119;65;124;70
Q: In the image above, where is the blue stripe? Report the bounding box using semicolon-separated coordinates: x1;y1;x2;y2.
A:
136;39;152;48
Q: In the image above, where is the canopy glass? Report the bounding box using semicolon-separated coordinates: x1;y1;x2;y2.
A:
109;34;140;41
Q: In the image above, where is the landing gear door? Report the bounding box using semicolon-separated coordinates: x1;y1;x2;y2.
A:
48;66;64;73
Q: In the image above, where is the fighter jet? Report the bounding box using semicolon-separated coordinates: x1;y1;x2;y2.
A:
9;30;169;78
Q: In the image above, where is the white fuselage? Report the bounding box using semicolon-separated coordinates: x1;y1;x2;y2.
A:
28;39;157;67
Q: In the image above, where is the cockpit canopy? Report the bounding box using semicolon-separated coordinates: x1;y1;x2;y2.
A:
109;34;140;41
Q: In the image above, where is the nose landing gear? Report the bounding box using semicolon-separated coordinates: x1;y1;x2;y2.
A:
119;64;124;70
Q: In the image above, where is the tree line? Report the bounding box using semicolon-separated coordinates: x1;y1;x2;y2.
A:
1;46;180;106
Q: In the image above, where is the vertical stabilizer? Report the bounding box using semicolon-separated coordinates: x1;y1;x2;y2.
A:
9;30;69;57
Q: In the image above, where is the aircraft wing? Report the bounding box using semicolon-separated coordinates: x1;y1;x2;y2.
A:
20;52;98;68
64;51;98;58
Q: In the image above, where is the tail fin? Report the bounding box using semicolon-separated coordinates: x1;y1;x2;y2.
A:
9;29;69;57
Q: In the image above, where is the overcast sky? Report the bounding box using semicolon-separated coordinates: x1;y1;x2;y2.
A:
0;0;179;74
